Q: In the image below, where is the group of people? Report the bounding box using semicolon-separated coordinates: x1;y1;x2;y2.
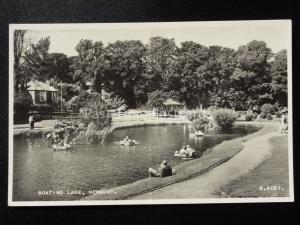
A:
177;145;196;158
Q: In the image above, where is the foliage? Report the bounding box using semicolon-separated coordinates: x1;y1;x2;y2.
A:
270;50;287;106
16;35;288;112
260;103;275;115
245;111;254;121
47;94;112;144
230;40;273;110
14;90;33;122
146;90;168;109
260;112;266;119
253;112;258;119
192;116;209;131
212;109;237;130
13;30;27;93
266;113;273;120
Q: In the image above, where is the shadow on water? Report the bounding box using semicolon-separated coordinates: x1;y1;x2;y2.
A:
13;124;258;201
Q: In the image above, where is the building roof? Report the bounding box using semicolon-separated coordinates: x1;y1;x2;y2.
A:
27;81;58;92
163;98;182;106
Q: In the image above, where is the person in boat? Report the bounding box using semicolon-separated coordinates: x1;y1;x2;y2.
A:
179;145;188;155
148;160;173;178
186;145;195;157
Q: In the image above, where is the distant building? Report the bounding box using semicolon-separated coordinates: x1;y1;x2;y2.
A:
27;80;59;105
163;98;183;116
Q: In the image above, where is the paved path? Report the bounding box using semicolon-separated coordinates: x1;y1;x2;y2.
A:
133;130;282;199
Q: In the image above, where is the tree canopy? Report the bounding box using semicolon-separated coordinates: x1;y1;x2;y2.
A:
14;33;288;110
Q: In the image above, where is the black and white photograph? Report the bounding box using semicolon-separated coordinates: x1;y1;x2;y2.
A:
8;20;293;206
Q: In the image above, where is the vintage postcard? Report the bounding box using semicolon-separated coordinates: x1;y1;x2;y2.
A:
8;20;293;206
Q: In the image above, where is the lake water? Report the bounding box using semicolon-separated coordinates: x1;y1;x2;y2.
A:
13;124;257;201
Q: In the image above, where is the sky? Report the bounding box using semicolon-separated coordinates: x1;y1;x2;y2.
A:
21;20;291;57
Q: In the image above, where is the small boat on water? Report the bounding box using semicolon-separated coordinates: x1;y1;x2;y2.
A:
120;139;137;146
190;130;205;137
174;146;196;160
53;144;71;151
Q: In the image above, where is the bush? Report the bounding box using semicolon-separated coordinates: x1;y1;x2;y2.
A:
14;91;33;123
266;113;273;120
260;103;275;115
192;116;209;131
259;112;266;119
187;111;205;121
253;112;258;119
212;109;237;130
245;112;254;121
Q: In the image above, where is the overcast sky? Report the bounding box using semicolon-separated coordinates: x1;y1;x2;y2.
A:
21;20;291;57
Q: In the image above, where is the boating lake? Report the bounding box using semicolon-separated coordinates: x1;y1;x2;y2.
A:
13;124;257;201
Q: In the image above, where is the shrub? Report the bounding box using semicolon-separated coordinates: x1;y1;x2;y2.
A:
253;112;258;119
275;111;281;118
245;112;254;121
187;111;205;121
260;103;275;115
266;113;273;120
14;91;33;123
212;109;237;130
192;116;209;131
259;112;266;119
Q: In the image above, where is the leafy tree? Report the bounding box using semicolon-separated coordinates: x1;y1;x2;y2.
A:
143;37;178;92
101;40;146;108
23;37;51;81
270;50;288;106
230;40;273;110
71;39;105;91
170;41;211;108
146;90;168;110
14;30;28;92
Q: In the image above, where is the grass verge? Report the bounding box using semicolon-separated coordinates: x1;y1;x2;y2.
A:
214;134;289;198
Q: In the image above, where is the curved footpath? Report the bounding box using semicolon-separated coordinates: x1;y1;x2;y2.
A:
132;123;282;200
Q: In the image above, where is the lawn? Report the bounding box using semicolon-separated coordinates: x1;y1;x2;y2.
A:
215;135;289;198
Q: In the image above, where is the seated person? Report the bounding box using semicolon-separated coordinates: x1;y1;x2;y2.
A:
148;160;173;178
179;145;187;155
186;145;195;157
124;136;129;142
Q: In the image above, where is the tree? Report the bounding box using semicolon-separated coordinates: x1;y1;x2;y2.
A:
71;39;105;91
207;46;237;108
270;50;288;106
101;40;146;108
143;37;178;92
230;40;273;110
146;90;168;110
170;41;211;108
23;37;51;81
13;30;27;92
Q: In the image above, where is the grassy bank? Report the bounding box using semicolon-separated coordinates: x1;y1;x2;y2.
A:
215;134;289;197
84;121;279;201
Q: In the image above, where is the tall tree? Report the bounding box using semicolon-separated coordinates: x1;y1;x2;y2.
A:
270;49;288;106
101;40;146;108
230;40;273;110
171;41;211;108
13;30;27;92
72;39;105;90
143;37;178;92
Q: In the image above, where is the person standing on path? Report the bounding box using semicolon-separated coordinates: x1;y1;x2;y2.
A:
29;115;35;130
